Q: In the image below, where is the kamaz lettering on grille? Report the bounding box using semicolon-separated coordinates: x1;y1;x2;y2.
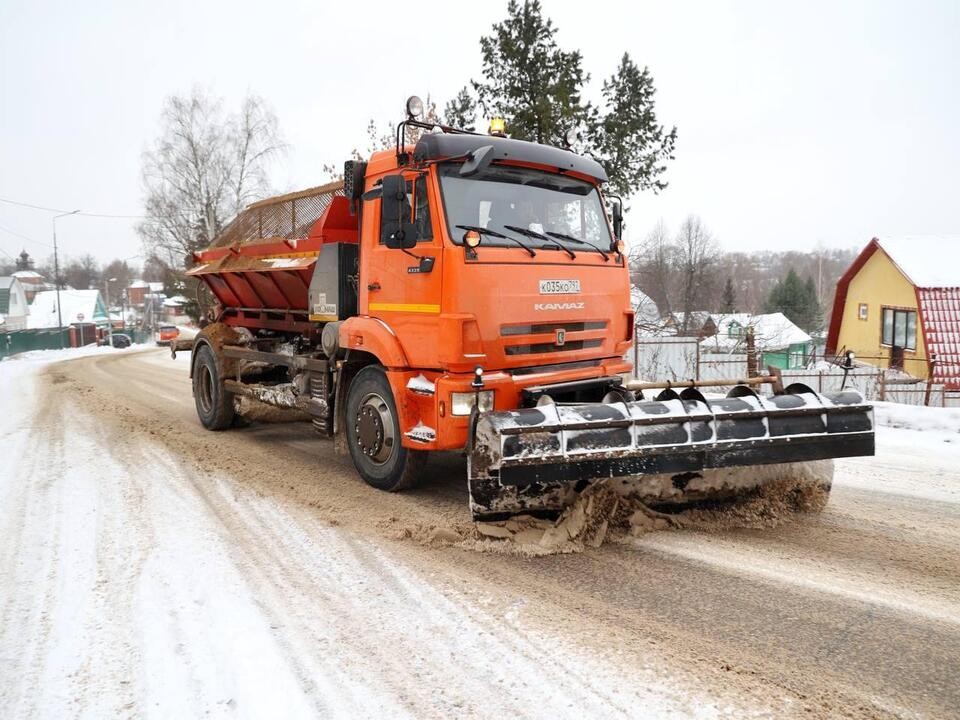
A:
534;302;585;311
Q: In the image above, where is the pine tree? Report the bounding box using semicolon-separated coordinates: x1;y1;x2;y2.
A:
472;1;675;197
443;87;477;130
803;276;823;332
765;269;820;331
473;0;591;146
721;277;736;314
592;53;677;195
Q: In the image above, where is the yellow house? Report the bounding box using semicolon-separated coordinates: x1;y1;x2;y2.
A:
827;237;960;389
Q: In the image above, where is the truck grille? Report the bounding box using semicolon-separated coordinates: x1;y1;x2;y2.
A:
501;320;606;336
501;319;607;356
504;339;602;356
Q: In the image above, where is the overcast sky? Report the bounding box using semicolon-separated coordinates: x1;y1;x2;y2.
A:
1;0;958;268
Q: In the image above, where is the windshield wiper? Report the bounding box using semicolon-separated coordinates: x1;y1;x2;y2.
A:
455;224;536;257
502;224;576;260
546;230;610;261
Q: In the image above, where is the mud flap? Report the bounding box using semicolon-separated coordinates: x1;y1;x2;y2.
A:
467;384;874;520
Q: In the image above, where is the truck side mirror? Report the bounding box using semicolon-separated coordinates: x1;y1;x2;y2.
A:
610;197;624;243
380;175;417;249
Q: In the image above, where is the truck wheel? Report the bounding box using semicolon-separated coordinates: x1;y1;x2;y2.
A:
193;344;236;430
346;365;426;491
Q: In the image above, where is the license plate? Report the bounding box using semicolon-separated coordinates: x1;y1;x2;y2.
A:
539;279;580;295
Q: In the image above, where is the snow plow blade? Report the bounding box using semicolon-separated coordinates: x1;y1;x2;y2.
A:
467;384;874;520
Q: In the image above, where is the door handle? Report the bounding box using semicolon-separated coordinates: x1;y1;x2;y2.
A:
367;281;381;291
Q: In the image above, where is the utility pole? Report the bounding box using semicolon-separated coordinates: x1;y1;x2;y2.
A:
52;210;81;348
105;277;117;345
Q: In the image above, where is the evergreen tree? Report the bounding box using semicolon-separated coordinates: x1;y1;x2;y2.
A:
721;277;736;314
765;269;820;331
803;276;823;332
443;87;477;130
592;53;677;195
473;1;592;146
472;0;675;197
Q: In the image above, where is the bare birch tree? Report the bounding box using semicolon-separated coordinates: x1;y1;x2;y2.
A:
674;215;719;334
137;89;285;269
632;220;674;318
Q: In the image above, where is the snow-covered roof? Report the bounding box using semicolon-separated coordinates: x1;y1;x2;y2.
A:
0;276;16;290
12;270;47;286
148;282;164;292
669;311;711;323
706;312;811;351
875;236;960;288
630;286;661;327
163;295;189;307
129;279;149;289
27;289;109;329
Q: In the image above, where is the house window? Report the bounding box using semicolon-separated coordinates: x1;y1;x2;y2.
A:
858;303;868;320
881;307;917;350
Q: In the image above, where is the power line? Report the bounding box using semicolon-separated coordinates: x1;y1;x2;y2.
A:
0;222;52;248
0;196;147;219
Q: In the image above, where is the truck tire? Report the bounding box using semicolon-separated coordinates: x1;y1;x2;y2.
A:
193;343;236;430
346;365;426;492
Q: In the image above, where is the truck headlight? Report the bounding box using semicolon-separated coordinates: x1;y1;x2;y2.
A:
451;390;494;416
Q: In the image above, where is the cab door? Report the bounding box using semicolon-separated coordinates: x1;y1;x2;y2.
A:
361;171;444;368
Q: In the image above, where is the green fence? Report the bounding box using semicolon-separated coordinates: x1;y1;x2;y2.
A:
0;329;71;359
0;327;154;359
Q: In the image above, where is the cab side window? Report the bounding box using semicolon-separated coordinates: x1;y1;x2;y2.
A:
413;175;432;241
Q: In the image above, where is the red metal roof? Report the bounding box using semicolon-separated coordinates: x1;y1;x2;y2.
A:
918;287;960;390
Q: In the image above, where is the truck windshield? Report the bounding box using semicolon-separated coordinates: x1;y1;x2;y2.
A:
438;163;612;253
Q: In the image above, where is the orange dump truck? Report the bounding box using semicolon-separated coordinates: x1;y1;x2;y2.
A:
184;100;874;519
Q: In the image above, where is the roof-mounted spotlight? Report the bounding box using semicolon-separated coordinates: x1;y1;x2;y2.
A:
406;95;424;119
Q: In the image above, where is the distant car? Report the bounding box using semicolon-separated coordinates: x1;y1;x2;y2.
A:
157;325;180;346
102;333;132;348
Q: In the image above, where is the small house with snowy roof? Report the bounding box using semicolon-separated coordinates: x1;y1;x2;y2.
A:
703;312;812;369
826;237;960;389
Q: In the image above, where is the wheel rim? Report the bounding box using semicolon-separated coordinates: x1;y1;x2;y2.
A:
355;391;396;465
197;363;214;415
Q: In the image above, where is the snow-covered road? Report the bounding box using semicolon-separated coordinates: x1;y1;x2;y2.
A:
2;347;959;719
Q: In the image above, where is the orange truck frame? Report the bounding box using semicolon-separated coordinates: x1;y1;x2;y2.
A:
184;101;874;519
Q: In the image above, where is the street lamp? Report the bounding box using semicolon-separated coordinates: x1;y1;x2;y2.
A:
52;209;81;348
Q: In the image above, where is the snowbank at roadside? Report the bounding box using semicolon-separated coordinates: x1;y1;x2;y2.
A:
2;342;151;367
873;401;960;435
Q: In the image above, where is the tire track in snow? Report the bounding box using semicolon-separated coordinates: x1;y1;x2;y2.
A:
141;443;663;718
0;369;71;719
